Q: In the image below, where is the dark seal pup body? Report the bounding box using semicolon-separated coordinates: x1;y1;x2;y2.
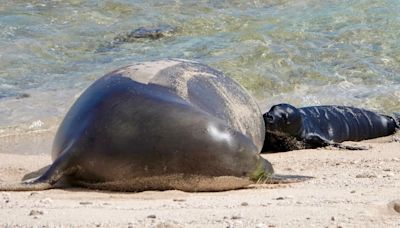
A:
262;103;399;152
1;59;273;192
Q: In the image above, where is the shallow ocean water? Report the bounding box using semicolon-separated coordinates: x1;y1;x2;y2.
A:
0;0;399;134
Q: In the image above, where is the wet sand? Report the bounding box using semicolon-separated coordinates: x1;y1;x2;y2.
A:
0;131;400;227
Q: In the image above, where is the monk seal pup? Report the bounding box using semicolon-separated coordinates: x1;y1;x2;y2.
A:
262;103;399;152
0;59;274;192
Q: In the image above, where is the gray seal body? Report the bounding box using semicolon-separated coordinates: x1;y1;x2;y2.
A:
2;59;272;192
262;103;398;152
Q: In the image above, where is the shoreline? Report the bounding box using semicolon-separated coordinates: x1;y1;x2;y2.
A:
0;131;400;227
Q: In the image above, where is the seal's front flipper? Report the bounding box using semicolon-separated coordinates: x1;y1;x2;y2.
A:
22;165;51;181
304;134;367;150
0;181;52;191
0;163;68;191
251;174;313;185
330;142;368;150
304;134;331;148
264;174;313;184
0;151;72;191
0;166;54;191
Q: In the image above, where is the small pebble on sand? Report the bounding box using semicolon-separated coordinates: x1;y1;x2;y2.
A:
355;173;376;178
79;201;93;205
388;200;400;213
40;198;53;204
231;215;241;220
241;202;249;206
29;209;44;216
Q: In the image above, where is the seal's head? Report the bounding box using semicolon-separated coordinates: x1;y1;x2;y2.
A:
263;103;302;137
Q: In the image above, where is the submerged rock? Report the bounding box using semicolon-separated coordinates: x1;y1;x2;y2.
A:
114;25;176;42
98;25;177;52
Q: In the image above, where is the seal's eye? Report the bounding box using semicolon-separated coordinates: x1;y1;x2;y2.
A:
266;113;274;122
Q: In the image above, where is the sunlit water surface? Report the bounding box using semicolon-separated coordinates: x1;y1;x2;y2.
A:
1;0;399;135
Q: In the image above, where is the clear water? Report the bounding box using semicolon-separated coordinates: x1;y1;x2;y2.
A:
1;0;400;135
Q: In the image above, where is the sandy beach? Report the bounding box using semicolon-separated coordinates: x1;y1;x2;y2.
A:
0;130;399;227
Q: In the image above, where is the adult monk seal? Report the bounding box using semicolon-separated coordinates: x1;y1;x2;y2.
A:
0;59;274;192
262;103;400;152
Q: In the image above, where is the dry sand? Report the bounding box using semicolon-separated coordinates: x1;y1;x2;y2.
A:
0;130;400;227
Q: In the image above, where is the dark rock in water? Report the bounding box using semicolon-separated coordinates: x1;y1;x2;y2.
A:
16;93;30;99
0;92;30;100
98;25;177;52
114;26;176;42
